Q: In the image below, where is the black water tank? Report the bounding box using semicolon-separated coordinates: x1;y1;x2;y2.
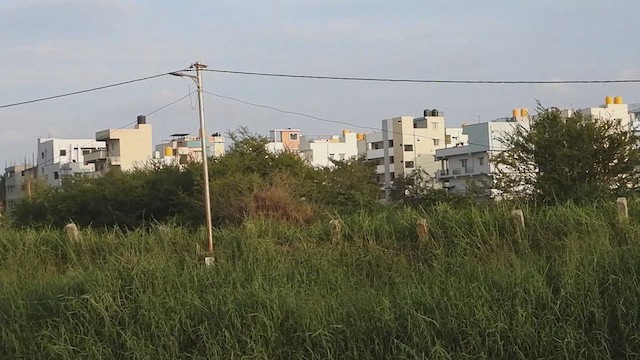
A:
423;109;431;117
137;115;146;124
432;109;439;116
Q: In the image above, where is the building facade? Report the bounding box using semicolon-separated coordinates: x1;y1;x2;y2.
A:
155;132;225;165
298;130;367;167
36;137;105;187
366;110;447;198
4;164;37;211
266;128;301;153
85;116;153;173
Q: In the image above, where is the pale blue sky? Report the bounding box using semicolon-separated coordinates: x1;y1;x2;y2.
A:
1;0;639;166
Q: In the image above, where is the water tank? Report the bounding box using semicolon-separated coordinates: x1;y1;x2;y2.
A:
614;96;623;104
137;115;146;124
357;133;365;140
431;109;439;116
512;108;520;118
521;108;529;117
164;146;173;157
423;109;431;117
605;96;613;105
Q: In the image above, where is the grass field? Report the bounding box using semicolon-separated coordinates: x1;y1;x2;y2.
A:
2;201;640;359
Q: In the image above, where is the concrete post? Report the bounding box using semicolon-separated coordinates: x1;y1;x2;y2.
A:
617;197;629;221
511;209;525;229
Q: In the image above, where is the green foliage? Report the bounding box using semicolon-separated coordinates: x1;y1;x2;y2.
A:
494;106;640;203
10;128;380;229
390;169;477;207
3;201;640;358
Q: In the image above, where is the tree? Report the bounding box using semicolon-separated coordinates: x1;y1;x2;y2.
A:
494;106;640;203
0;173;5;213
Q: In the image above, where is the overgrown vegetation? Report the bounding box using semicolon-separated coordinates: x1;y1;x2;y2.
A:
2;201;640;358
494;105;640;203
10;128;380;229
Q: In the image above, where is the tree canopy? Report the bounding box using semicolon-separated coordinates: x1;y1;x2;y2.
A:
494;106;640;203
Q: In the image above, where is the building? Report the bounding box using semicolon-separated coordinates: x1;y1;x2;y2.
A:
4;164;37;211
366;109;447;198
36;137;105;187
445;127;469;147
436;110;530;194
562;96;634;128
266;128;301;153
155;132;225;165
298;130;367;167
85;115;153;173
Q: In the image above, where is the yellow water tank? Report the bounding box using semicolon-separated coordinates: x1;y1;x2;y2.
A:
521;108;529;117
164;146;173;157
614;96;623;104
605;96;613;105
512;108;520;118
357;133;365;141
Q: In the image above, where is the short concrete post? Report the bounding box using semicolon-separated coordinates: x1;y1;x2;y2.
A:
64;223;81;242
617;197;629;221
416;219;429;242
329;219;343;243
511;209;525;229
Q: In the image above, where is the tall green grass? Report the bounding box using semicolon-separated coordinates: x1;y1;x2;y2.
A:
1;201;640;359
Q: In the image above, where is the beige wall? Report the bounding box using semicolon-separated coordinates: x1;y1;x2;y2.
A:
98;123;153;171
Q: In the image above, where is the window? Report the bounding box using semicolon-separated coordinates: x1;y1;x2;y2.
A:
82;149;91;155
404;144;413;151
431;122;439;129
54;172;59;180
289;133;298;141
371;141;383;150
59;149;66;156
433;139;440;146
388;140;394;147
41;152;45;159
478;157;484;166
390;172;395;179
461;159;468;169
389;156;394;163
405;161;415;168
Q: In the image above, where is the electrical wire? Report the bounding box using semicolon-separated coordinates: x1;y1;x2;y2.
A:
202;68;640;84
202;90;509;150
34;92;195;169
0;70;187;110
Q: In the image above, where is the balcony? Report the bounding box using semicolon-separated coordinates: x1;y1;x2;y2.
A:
84;150;121;165
437;167;478;179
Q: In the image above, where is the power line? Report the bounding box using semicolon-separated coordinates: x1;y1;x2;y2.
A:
0;71;186;110
202;68;640;84
202;90;509;150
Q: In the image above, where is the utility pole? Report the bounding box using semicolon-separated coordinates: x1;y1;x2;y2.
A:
171;62;214;262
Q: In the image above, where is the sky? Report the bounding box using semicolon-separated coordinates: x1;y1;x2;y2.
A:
1;0;639;167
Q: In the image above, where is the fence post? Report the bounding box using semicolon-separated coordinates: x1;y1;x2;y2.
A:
64;223;81;242
416;218;429;242
329;219;343;243
617;197;629;221
511;209;525;229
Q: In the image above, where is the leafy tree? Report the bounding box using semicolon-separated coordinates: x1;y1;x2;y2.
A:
494;106;640;203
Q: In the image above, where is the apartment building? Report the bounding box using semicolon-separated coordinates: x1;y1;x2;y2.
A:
266;128;301;153
85;115;153;173
36;137;105;187
155;132;225;165
3;164;37;211
298;130;367;167
436;110;530;194
366;109;447;198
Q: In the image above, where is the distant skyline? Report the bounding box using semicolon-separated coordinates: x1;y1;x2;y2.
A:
2;0;639;166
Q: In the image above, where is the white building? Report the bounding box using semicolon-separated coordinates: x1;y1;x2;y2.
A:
445;127;468;147
155;132;225;166
435;114;530;194
299;130;367;167
366;109;447;198
3;164;37;211
36;137;105;187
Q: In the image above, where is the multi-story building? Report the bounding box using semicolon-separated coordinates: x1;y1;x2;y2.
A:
266;128;301;153
445;127;469;147
36;137;105;187
85;115;153;173
435;110;530;194
298;130;367;167
4;164;37;211
563;96;634;128
366;109;447;198
155;132;225;165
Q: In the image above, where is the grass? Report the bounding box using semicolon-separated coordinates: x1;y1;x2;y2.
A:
1;201;640;359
